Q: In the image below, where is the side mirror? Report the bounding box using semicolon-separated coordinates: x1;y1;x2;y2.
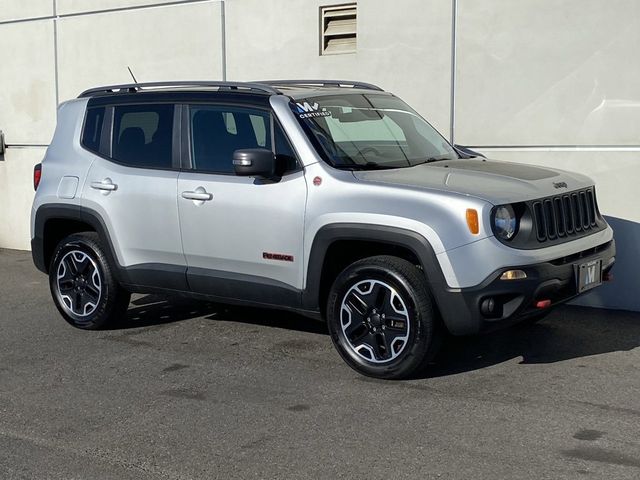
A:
233;148;277;179
454;144;486;159
0;130;5;159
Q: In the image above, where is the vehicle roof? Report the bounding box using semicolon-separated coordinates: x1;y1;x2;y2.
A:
78;80;387;101
276;86;392;100
85;90;274;109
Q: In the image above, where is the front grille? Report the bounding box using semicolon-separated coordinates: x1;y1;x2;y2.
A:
531;187;600;243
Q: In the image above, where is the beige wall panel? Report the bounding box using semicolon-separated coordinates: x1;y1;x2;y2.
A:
456;0;640;146
0;148;45;250
56;1;223;101
0;0;52;22
477;148;640;311
56;0;200;15
477;149;640;222
226;0;453;134
0;20;57;144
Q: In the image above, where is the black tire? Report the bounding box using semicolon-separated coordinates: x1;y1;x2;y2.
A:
326;255;441;379
49;232;130;330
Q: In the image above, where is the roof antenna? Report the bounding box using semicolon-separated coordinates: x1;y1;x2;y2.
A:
127;66;138;83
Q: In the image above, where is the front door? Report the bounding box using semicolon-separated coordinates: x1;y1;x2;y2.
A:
177;103;307;305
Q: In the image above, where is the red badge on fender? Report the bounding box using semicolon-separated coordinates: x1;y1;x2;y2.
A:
263;252;294;262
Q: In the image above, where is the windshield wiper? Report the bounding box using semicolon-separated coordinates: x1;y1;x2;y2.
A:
411;155;455;166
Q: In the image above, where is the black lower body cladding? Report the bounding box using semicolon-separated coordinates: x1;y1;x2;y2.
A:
434;240;616;335
33;208;616;336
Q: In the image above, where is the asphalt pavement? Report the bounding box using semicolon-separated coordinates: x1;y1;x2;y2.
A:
0;248;639;479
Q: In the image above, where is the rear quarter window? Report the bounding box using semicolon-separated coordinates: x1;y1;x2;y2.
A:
81;107;106;154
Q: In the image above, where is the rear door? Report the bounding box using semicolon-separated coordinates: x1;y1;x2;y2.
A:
177;103;307;305
82;102;186;288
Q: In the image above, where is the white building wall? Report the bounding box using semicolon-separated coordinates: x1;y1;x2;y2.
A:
0;1;53;22
56;1;224;101
0;0;638;310
0;19;57;144
0;0;223;251
454;0;640;310
226;0;453;134
0;15;57;250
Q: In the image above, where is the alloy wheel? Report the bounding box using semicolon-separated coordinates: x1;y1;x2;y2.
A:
55;250;102;317
340;279;410;363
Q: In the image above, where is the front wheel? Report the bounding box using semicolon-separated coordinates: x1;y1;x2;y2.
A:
49;232;130;330
326;255;441;379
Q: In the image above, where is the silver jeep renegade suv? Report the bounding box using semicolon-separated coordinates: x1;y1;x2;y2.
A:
31;80;615;379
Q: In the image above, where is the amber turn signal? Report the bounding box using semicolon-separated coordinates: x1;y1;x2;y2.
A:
466;209;479;234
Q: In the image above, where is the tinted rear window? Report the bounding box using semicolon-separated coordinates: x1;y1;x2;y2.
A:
81;107;105;154
112;104;174;169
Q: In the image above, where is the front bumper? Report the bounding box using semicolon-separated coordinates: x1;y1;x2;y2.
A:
433;240;616;335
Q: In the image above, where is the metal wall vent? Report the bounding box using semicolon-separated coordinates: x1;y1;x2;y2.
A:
320;4;357;55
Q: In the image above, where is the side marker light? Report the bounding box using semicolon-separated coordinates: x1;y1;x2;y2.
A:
466;209;479;235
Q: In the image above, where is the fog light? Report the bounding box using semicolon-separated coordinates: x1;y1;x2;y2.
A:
500;270;527;280
480;297;496;316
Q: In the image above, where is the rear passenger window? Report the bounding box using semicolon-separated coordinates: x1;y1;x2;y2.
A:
81;107;105;154
190;106;271;174
112;104;174;169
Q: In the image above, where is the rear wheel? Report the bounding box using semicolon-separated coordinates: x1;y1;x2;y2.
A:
49;232;130;330
326;255;441;379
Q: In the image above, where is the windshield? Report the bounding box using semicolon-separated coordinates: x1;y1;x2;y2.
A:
292;93;458;170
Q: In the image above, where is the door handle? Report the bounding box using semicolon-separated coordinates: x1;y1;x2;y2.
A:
90;178;117;193
181;187;213;202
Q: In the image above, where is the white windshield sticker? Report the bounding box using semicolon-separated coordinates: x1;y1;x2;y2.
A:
296;102;331;119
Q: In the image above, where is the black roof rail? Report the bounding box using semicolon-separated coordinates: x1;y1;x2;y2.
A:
258;80;384;92
78;81;281;98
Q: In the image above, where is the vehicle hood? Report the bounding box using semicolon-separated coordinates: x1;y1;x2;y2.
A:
352;158;594;205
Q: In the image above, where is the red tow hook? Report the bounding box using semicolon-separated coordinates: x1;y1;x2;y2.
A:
535;299;552;309
603;272;613;282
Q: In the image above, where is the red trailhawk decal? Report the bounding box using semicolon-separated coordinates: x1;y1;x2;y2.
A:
263;252;294;262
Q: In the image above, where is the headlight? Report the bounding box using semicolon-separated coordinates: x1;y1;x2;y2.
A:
494;205;517;240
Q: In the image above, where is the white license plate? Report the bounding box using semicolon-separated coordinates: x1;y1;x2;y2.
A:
578;259;602;293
